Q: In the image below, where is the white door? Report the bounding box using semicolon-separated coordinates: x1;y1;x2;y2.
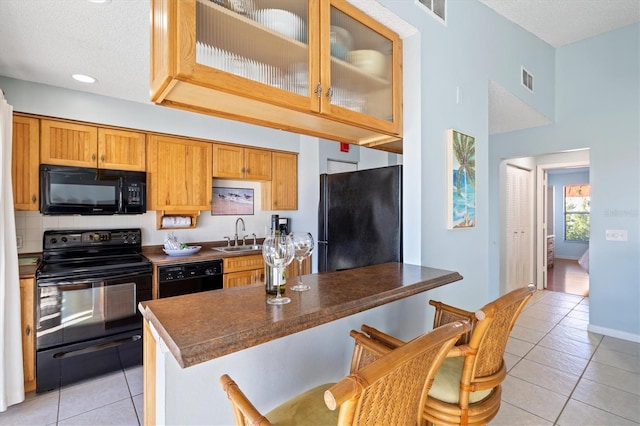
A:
505;165;533;292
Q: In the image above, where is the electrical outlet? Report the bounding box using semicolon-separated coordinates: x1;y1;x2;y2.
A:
605;229;628;241
16;234;23;249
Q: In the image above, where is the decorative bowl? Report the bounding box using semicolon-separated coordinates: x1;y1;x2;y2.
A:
347;49;387;79
163;246;202;256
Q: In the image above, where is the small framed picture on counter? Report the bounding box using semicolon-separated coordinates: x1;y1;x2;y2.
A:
212;187;254;215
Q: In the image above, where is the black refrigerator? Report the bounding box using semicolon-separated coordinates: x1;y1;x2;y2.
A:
318;165;402;272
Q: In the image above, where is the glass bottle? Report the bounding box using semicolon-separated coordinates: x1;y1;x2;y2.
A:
265;215;281;295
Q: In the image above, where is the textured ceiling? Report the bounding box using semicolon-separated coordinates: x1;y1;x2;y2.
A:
0;0;150;104
488;81;552;134
0;0;637;136
478;0;640;47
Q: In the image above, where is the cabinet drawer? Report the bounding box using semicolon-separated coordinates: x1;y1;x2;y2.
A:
224;270;262;288
223;255;264;273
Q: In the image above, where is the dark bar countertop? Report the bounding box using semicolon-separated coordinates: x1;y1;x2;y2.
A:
138;262;462;368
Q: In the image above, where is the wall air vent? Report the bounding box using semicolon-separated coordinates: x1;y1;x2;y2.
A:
416;0;446;22
522;67;534;92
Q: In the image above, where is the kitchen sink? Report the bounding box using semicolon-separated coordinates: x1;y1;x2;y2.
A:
213;245;262;253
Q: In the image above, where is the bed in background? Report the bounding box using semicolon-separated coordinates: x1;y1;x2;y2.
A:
578;249;590;273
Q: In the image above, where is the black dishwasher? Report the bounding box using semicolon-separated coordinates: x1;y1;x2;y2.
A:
157;259;223;298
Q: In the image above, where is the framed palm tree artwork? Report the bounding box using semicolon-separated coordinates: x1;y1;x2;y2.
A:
447;129;476;229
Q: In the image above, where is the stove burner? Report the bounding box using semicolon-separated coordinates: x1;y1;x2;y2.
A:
37;228;151;280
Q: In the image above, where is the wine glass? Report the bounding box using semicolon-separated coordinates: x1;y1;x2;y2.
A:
289;232;314;291
262;233;295;305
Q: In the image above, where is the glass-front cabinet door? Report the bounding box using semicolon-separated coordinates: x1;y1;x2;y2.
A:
150;0;403;152
320;0;401;135
194;0;315;111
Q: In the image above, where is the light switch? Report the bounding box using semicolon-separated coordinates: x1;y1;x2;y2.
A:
605;230;628;241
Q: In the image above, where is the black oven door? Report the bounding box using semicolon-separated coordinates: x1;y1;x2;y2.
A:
36;271;152;350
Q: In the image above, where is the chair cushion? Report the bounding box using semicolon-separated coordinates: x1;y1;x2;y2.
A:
266;383;339;425
428;358;493;404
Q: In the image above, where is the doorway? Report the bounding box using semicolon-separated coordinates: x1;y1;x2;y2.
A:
538;164;590;296
501;154;590;296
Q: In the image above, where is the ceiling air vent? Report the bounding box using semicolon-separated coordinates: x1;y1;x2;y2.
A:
522;67;534;92
416;0;446;22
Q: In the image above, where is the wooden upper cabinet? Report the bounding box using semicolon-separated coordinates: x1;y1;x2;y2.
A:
12;115;39;210
98;128;146;171
149;0;403;153
40;119;146;170
40;120;98;167
213;144;271;181
263;152;297;210
147;134;212;211
244;148;272;181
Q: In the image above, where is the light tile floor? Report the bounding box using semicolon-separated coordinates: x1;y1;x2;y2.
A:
1;290;638;425
492;290;640;425
0;366;143;426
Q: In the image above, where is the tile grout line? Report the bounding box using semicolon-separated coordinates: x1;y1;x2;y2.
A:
507;293;591;425
550;296;603;425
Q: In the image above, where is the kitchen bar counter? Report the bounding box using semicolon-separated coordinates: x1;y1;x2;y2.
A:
139;262;462;368
141;262;463;425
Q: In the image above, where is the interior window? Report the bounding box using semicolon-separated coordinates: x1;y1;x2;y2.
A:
564;184;590;241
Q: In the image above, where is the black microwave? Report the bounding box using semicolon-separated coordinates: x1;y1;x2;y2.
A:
40;165;146;215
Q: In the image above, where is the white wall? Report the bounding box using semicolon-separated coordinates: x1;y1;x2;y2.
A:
489;24;640;340
378;0;557;312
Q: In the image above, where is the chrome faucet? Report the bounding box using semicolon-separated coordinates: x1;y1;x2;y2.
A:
234;217;245;246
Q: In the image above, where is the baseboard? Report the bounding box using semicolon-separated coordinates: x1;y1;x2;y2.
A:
588;324;640;343
555;256;581;261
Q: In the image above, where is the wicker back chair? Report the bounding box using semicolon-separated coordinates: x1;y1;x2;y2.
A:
220;320;471;426
362;284;536;426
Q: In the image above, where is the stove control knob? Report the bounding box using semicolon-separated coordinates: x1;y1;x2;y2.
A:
50;238;57;244
61;237;68;243
205;268;214;275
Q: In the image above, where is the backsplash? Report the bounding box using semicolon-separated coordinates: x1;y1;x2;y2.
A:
15;181;282;254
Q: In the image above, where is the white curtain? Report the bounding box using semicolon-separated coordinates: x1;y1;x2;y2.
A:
0;89;25;411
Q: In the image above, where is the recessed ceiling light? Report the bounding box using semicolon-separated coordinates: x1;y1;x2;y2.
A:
72;74;97;84
88;0;111;3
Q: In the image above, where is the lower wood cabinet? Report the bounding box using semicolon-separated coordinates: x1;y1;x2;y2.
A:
20;278;36;392
223;254;311;288
223;255;265;288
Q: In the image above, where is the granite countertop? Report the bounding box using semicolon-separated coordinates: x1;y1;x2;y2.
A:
18;254;40;279
139;262;463;368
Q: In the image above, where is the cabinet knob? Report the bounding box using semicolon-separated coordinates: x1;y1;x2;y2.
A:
314;83;322;98
92;153;96;161
31;195;36;204
326;87;333;101
25;325;31;336
100;154;105;162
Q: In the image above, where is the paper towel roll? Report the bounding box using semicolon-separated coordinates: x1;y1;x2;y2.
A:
162;216;192;228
